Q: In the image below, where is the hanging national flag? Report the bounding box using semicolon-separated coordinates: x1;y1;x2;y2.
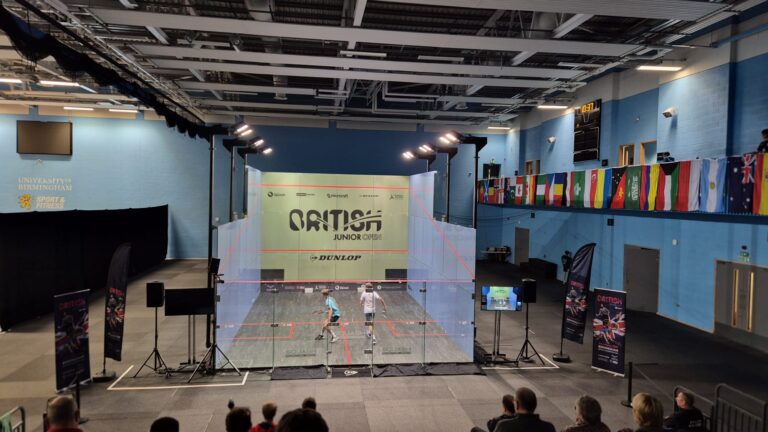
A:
504;178;514;204
535;174;547;205
639;165;651;210
700;158;726;213
655;162;679;211
524;175;536;205
624;166;642;210
568;171;585;208
514;176;524;205
547;173;565;206
727;153;756;213
754;153;768;215
594;168;611;209
477;179;488;203
646;164;660;211
610;167;627;209
674;160;702;211
585;169;598;208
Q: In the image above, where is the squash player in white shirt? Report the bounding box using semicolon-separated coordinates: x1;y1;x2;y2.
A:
360;282;387;345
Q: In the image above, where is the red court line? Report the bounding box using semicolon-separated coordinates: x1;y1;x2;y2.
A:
252;249;408;253
252;183;410;190
225;319;441;327
386;320;399;336
340;323;352;365
411;192;476;280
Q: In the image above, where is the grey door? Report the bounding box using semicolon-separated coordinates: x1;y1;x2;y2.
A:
514;227;529;265
623;245;660;313
716;260;766;334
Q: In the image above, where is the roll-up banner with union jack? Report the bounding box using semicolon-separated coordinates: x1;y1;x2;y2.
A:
591;288;626;376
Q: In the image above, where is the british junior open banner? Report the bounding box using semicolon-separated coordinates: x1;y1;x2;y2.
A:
591;288;626;376
259;172;409;281
562;243;596;343
54;289;91;391
104;243;131;361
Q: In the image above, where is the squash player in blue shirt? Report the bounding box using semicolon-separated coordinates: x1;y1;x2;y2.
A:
315;289;340;343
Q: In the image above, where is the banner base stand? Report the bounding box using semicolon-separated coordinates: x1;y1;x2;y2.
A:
552;353;571;363
93;370;116;382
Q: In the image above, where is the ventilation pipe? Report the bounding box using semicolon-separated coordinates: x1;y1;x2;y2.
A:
245;0;287;100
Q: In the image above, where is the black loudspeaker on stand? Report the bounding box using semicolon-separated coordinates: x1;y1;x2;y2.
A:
134;282;171;378
515;278;545;365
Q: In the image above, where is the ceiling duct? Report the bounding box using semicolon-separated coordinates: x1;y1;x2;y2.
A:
245;0;287;100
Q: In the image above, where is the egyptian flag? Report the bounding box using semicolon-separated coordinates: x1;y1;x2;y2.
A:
624;166;642;210
753;153;768;215
674;160;702;211
727;153;756;213
700;158;726;213
655;162;679;211
567;171;585;208
610;167;627;209
585;169;598;208
535;174;547;205
514;176;524;205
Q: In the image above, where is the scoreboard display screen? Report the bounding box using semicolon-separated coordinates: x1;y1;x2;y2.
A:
573;99;601;162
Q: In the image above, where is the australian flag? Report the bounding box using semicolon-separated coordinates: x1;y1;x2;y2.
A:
727;153;757;213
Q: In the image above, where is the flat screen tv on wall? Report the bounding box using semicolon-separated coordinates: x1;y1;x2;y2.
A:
16;120;73;156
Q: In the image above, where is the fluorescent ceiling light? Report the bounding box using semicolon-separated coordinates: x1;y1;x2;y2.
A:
488;126;511;130
340;50;386;58
417;55;464;62
79;84;98;94
0;77;22;83
537;105;569;110
109;108;138;113
557;62;603;69
63;106;94;111
262;147;273;154
637;65;683;72
39;80;79;87
235;123;250;133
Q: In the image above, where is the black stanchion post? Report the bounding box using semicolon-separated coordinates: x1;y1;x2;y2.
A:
75;377;88;424
621;361;634;407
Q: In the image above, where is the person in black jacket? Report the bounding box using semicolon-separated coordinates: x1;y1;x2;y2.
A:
758;129;768;153
664;391;705;432
471;394;516;432
494;387;555;432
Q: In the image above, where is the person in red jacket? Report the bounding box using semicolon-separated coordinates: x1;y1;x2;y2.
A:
252;402;277;432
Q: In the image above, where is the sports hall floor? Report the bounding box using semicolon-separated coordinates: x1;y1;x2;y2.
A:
1;260;766;432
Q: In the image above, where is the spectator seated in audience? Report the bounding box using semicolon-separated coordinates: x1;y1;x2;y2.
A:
276;408;328;432
252;402;278;432
664;391;705;432
227;407;253;432
494;387;556;432
471;394;516;432
45;396;84;432
301;397;317;410
618;393;664;432
150;417;180;432
563;395;610;432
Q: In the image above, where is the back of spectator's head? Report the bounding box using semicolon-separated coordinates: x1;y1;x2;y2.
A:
676;391;694;409
302;397;317;410
226;407;252;432
514;387;537;413
150;417;180;432
262;402;278;421
502;394;515;414
276;408;329;432
763;128;768;137
47;396;79;428
632;393;664;428
575;395;602;426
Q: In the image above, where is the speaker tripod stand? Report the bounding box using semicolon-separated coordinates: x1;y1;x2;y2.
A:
134;305;171;378
188;272;241;383
515;301;545;366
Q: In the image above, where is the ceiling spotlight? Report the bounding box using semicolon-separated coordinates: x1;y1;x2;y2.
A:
444;133;459;142
402;151;415;159
233;121;253;137
229;35;243;52
250;137;265;148
547;136;556;144
419;144;434;154
439;136;450;144
262;147;273;154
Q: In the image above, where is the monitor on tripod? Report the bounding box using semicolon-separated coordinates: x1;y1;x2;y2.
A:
480;286;522;311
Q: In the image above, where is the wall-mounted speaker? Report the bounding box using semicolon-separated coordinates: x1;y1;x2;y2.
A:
147;281;165;308
521;278;537;303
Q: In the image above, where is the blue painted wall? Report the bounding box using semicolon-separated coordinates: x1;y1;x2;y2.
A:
483;51;768;332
